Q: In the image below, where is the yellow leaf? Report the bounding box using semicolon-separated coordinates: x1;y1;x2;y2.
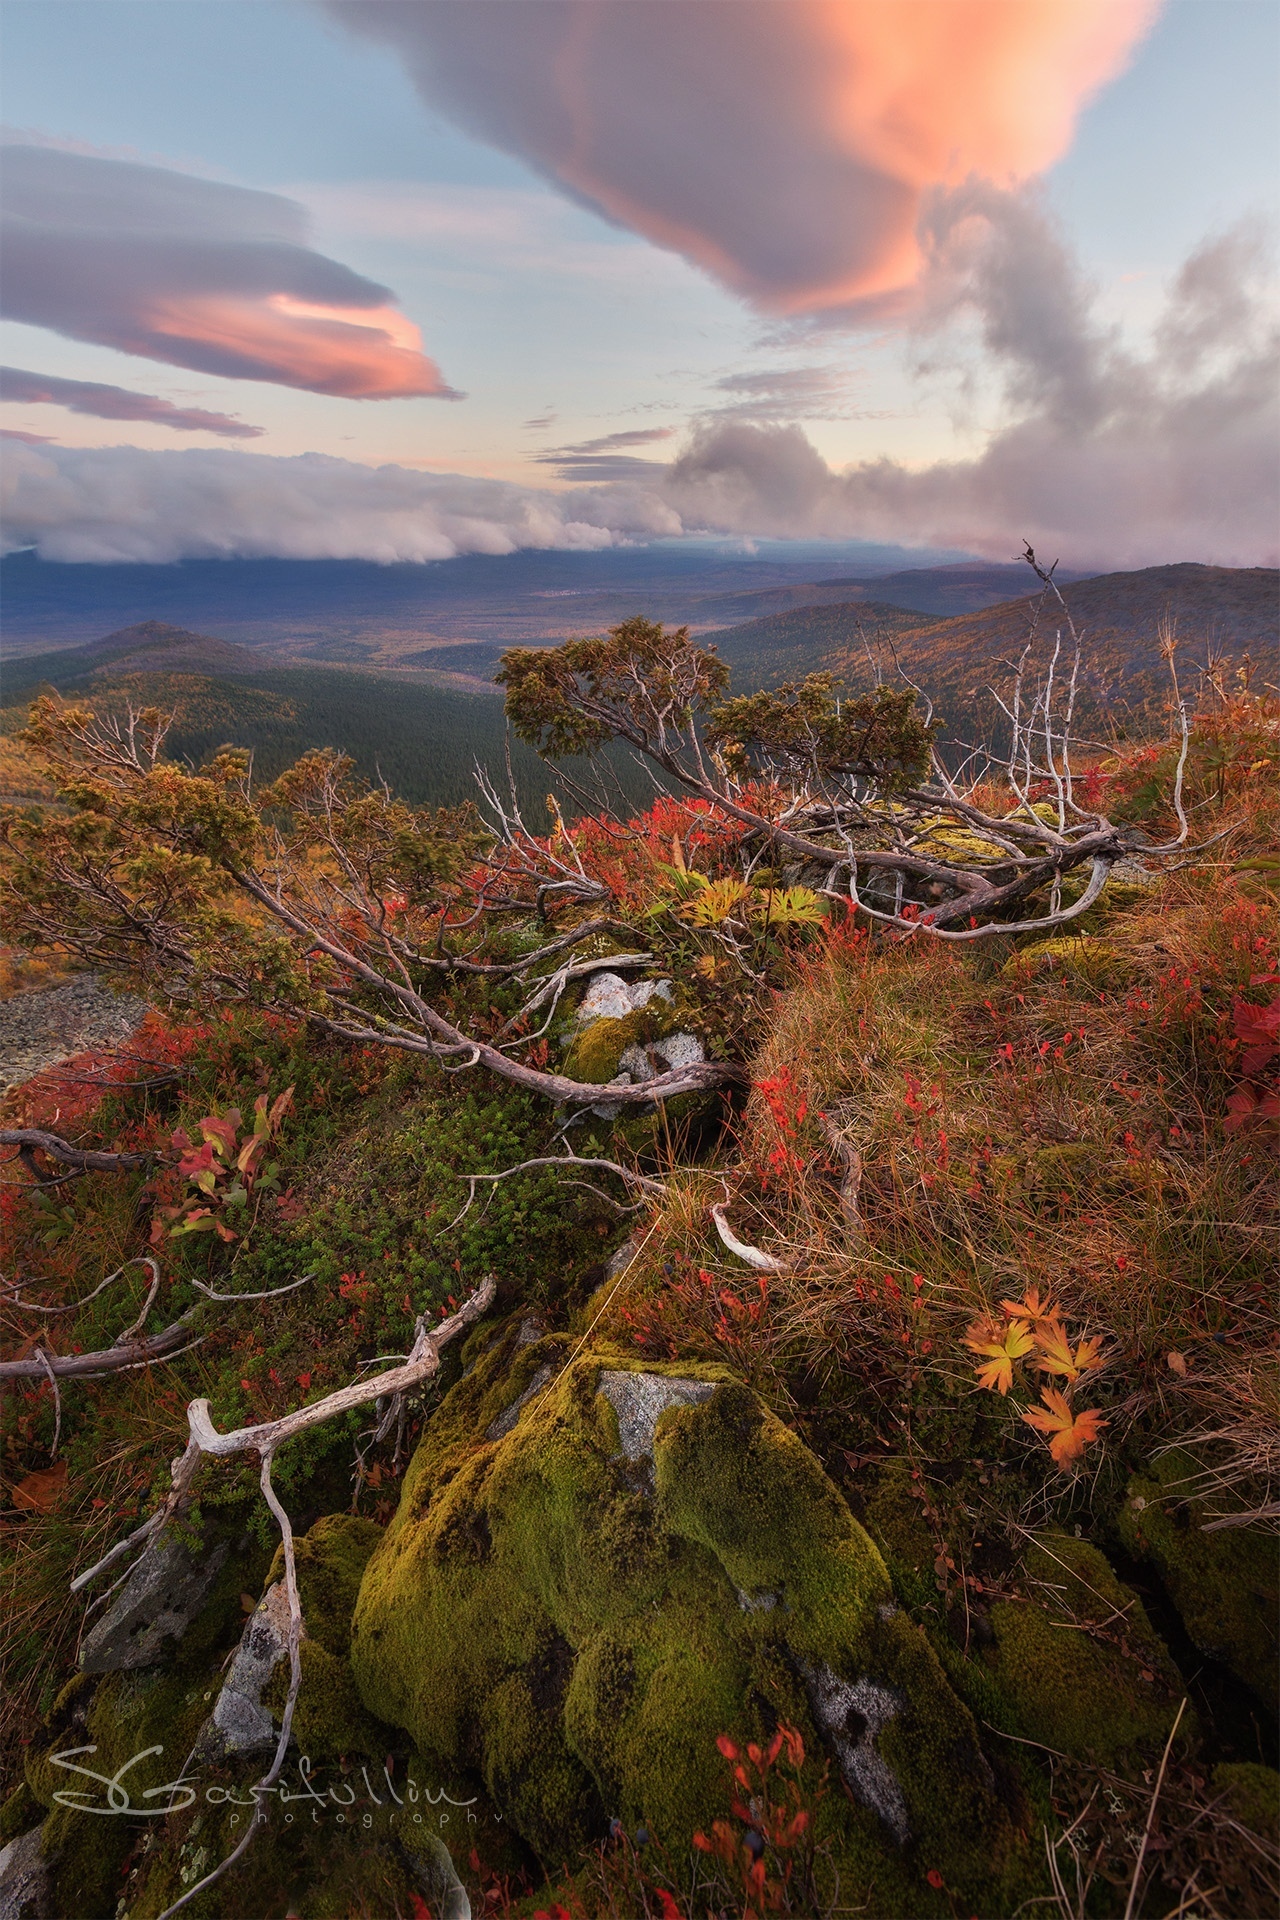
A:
679;878;753;927
1033;1318;1104;1382
1023;1389;1108;1467
964;1318;1035;1395
1167;1350;1188;1377
1001;1286;1057;1328
753;886;828;927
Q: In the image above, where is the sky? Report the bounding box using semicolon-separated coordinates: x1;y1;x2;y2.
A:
1;0;1276;570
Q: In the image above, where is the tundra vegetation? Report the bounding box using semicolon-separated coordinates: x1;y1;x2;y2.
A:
0;553;1276;1920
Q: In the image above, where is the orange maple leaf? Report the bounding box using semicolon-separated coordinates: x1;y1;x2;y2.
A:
1033;1317;1105;1381
1023;1388;1108;1466
965;1318;1035;1394
1001;1286;1057;1328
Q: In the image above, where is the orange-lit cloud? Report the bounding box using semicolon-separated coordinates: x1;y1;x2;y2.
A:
1;144;457;399
328;0;1160;313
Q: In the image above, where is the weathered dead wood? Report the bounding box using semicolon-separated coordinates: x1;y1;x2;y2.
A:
0;1126;167;1185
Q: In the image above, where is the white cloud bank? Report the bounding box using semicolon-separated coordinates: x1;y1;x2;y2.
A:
0;440;680;564
3;206;1275;571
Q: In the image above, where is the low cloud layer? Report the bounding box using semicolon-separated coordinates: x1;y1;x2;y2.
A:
0;365;263;438
327;0;1158;315
1;144;456;399
4;211;1274;572
0;440;680;564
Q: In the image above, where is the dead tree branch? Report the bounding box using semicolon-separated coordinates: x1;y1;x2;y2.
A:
0;1311;200;1382
69;1273;496;1920
70;1274;496;1596
0;1128;166;1186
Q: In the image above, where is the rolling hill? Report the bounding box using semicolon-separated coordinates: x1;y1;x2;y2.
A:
705;563;1280;726
3;565;1272;815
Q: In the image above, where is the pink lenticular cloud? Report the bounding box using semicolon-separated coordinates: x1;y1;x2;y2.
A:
1;145;458;400
327;0;1161;314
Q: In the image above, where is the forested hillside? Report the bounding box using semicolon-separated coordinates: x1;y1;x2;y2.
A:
1;653;653;815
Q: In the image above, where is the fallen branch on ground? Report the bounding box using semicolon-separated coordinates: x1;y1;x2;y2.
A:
448;1152;667;1228
0;1127;167;1185
710;1201;788;1273
70;1273;496;1920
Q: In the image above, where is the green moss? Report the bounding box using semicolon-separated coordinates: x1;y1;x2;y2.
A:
266;1512;383;1658
25;1665;218;1919
1007;936;1125;984
352;1350;1032;1913
0;1778;42;1846
654;1381;890;1647
561;991;681;1085
1117;1451;1279;1707
262;1637;390;1760
1211;1762;1279;1837
561;1011;646;1083
985;1536;1185;1768
858;1463;941;1614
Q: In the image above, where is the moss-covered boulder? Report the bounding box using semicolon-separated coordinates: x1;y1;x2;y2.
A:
1212;1761;1279;1838
258;1513;389;1760
984;1536;1186;1768
350;1317;1034;1914
1117;1452;1279;1708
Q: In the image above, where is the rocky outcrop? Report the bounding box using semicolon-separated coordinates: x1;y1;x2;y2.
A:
562;971;705;1115
349;1316;1030;1911
79;1528;230;1674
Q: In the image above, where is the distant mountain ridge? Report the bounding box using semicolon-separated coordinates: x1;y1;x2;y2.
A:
0;550;1073;666
704;564;1279;717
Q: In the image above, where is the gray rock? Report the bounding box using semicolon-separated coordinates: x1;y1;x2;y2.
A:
617;1031;705;1081
202;1580;294;1758
80;1531;230;1674
736;1587;780;1613
598;1371;717;1462
605;1234;642;1281
576;973;672;1024
801;1661;909;1844
588;1029;706;1118
0;1826;51;1920
485;1364;555;1442
0;974;148;1093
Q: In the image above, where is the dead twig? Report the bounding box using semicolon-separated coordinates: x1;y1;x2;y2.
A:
1122;1698;1188;1920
